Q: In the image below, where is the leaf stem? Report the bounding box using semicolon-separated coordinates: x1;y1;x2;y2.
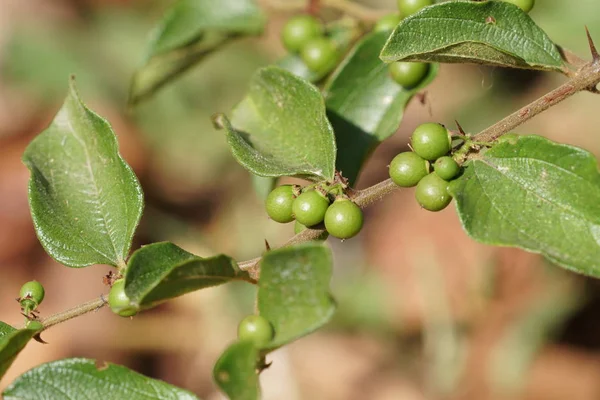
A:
36;295;108;331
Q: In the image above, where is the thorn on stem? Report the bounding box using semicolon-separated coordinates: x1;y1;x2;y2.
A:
585;27;599;61
264;239;271;251
455;120;467;136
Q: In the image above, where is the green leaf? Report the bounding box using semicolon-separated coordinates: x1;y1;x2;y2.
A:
125;242;251;310
2;358;200;399
258;242;336;349
325;32;438;184
23;78;143;268
0;325;41;380
213;341;260;400
448;135;600;276
130;0;265;104
216;66;337;181
380;1;564;72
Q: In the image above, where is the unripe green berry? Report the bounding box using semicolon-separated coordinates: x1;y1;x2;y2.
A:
281;15;323;53
415;173;452;212
292;190;330;227
265;185;296;223
397;0;433;17
389;151;430;187
19;281;45;306
389;62;429;89
411;123;451;161
434;156;460;181
324;199;363;239
300;38;338;75
109;279;137;318
502;0;535;13
237;315;275;347
374;14;401;32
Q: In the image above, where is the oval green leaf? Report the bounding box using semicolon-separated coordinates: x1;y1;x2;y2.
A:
125;242;251;310
324;31;438;185
2;358;199;399
448;135;600;276
0;324;41;381
380;1;564;72
258;242;336;349
213;341;260;400
216;66;337;181
23;78;143;268
130;0;265;105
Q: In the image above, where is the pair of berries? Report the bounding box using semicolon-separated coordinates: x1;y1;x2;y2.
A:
266;186;363;240
281;15;338;76
389;123;460;211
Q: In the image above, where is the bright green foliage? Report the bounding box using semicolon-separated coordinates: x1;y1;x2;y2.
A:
19;281;45;306
237;315;275;347
218;67;337;181
434;156;461;181
389;151;430;187
265;185;296;223
397;0;433;17
125;242;248;310
213;341;260;400
374;14;401;32
415;173;452;211
503;0;535;13
448;135;600;276
23;78;144;268
0;324;42;380
300;38;338;75
324;199;364;239
389;61;429;88
3;358;199;400
108;279;137;318
292;190;330;227
258;242;335;349
381;1;563;72
281;15;323;53
411;123;451;161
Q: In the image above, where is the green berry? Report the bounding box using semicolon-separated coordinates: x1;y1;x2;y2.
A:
415;173;452;212
389;151;430;187
389;62;429;89
411;123;451;161
292;190;330;227
281;15;323;53
265;185;296;223
397;0;433;17
237;315;275;347
109;279;137;317
434;156;460;181
374;14;401;32
19;281;45;306
324;199;363;239
300;38;338;75
502;0;535;13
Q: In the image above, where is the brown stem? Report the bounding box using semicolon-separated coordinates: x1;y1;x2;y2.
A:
38;295;108;330
262;0;390;21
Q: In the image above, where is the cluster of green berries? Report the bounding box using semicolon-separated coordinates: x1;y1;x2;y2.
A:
237;315;275;347
502;0;535;13
18;280;45;316
389;123;461;212
281;15;338;76
266;184;363;240
108;279;138;317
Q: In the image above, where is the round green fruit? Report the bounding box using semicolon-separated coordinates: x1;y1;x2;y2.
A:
300;38;338;75
397;0;433;17
324;199;363;239
410;123;451;161
281;15;323;53
19;281;45;306
389;151;430;187
433;156;460;181
108;279;137;317
374;14;401;32
389;62;429;89
502;0;535;13
415;173;452;212
265;185;296;223
237;315;275;347
292;190;330;227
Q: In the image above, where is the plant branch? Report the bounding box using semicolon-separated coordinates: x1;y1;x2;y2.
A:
37;295;108;330
262;0;390;21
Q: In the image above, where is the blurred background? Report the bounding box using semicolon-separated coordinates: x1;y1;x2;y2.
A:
1;0;600;399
